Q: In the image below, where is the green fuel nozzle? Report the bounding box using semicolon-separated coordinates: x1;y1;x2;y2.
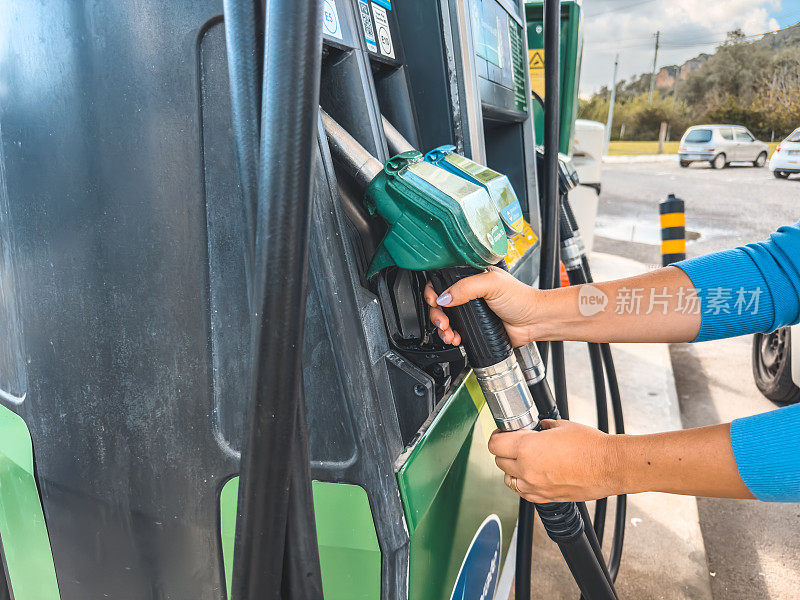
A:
321;110;538;431
321;110;507;279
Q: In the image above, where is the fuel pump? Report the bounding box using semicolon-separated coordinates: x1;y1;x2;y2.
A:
322;110;618;600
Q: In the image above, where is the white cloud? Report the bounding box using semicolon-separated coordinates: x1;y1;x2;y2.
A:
579;0;782;94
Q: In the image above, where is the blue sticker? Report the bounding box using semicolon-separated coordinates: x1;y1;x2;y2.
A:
372;0;391;9
449;515;502;600
357;0;378;53
501;202;523;228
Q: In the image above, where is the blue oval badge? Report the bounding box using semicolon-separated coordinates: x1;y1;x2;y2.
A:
449;515;502;600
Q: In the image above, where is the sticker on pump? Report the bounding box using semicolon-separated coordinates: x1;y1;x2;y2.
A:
442;154;525;235
322;0;343;40
406;161;506;258
448;515;502;600
358;0;378;53
529;48;545;99
371;3;395;59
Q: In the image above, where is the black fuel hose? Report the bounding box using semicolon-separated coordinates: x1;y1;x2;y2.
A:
560;199;627;582
230;1;324;599
551;340;570;418
518;0;564;597
222;0;260;304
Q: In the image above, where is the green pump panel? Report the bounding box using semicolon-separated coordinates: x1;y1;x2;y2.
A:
525;0;583;155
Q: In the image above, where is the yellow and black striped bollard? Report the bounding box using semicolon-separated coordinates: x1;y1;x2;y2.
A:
660;194;686;266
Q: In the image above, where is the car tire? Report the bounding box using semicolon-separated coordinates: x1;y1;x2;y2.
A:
753;152;767;167
679;160;690;168
752;328;800;405
773;170;789;179
711;153;726;169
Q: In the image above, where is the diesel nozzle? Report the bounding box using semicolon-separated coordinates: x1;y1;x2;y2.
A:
322;111;538;433
325;110;617;600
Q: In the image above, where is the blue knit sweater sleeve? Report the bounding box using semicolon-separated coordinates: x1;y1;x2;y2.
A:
673;222;800;342
673;222;800;502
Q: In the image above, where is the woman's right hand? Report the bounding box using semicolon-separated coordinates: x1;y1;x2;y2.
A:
424;266;543;347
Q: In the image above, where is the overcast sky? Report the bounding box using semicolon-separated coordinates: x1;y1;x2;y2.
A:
579;0;800;96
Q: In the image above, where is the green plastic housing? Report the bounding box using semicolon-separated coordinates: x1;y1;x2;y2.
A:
365;151;507;278
525;0;583;155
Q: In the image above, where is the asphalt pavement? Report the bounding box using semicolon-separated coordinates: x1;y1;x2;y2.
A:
594;159;800;600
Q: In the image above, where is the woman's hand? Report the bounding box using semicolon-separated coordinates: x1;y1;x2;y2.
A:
488;420;622;503
424;266;544;347
489;420;755;502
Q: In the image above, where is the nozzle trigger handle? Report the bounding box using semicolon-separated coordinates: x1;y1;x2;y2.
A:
429;267;513;368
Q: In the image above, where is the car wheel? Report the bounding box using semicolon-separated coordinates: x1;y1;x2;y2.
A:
679;160;690;168
711;153;726;169
752;328;800;405
753;152;767;167
773;170;789;179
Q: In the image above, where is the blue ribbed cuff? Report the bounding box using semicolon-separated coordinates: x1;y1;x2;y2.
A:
730;404;800;502
673;249;774;342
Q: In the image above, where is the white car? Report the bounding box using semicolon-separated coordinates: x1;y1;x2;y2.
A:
769;128;800;179
678;124;768;169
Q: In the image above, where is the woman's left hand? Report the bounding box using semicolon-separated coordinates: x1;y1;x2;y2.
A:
488;419;623;503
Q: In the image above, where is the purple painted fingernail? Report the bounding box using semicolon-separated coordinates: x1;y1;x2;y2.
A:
437;293;452;306
435;320;441;328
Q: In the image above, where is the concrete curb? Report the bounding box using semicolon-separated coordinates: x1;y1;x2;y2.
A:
603;154;679;163
527;252;713;600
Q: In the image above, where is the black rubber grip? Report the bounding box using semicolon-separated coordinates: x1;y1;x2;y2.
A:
563;195;579;232
536;501;584;543
559;205;574;241
429;267;513;368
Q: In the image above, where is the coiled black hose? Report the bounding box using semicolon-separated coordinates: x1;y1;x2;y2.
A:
561;198;627;582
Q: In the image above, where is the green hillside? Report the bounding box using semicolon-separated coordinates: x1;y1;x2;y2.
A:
580;24;800;141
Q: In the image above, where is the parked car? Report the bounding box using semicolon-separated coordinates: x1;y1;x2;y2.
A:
678;125;768;169
752;326;800;405
769;127;800;179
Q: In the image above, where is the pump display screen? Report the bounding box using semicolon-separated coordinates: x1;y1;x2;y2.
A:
442;154;525;236
406;161;506;256
470;0;528;113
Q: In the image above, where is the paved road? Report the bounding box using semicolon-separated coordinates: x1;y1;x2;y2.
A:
594;160;800;600
595;160;798;265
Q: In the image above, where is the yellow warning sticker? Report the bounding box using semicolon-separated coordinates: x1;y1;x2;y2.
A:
505;220;539;269
529;48;545;99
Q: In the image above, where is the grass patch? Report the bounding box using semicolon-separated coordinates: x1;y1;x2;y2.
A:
607;141;679;155
607;140;780;158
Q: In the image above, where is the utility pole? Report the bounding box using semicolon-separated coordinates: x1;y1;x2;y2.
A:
648;30;660;104
603;53;619;156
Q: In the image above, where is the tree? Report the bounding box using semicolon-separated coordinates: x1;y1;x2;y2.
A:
579;25;800;141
